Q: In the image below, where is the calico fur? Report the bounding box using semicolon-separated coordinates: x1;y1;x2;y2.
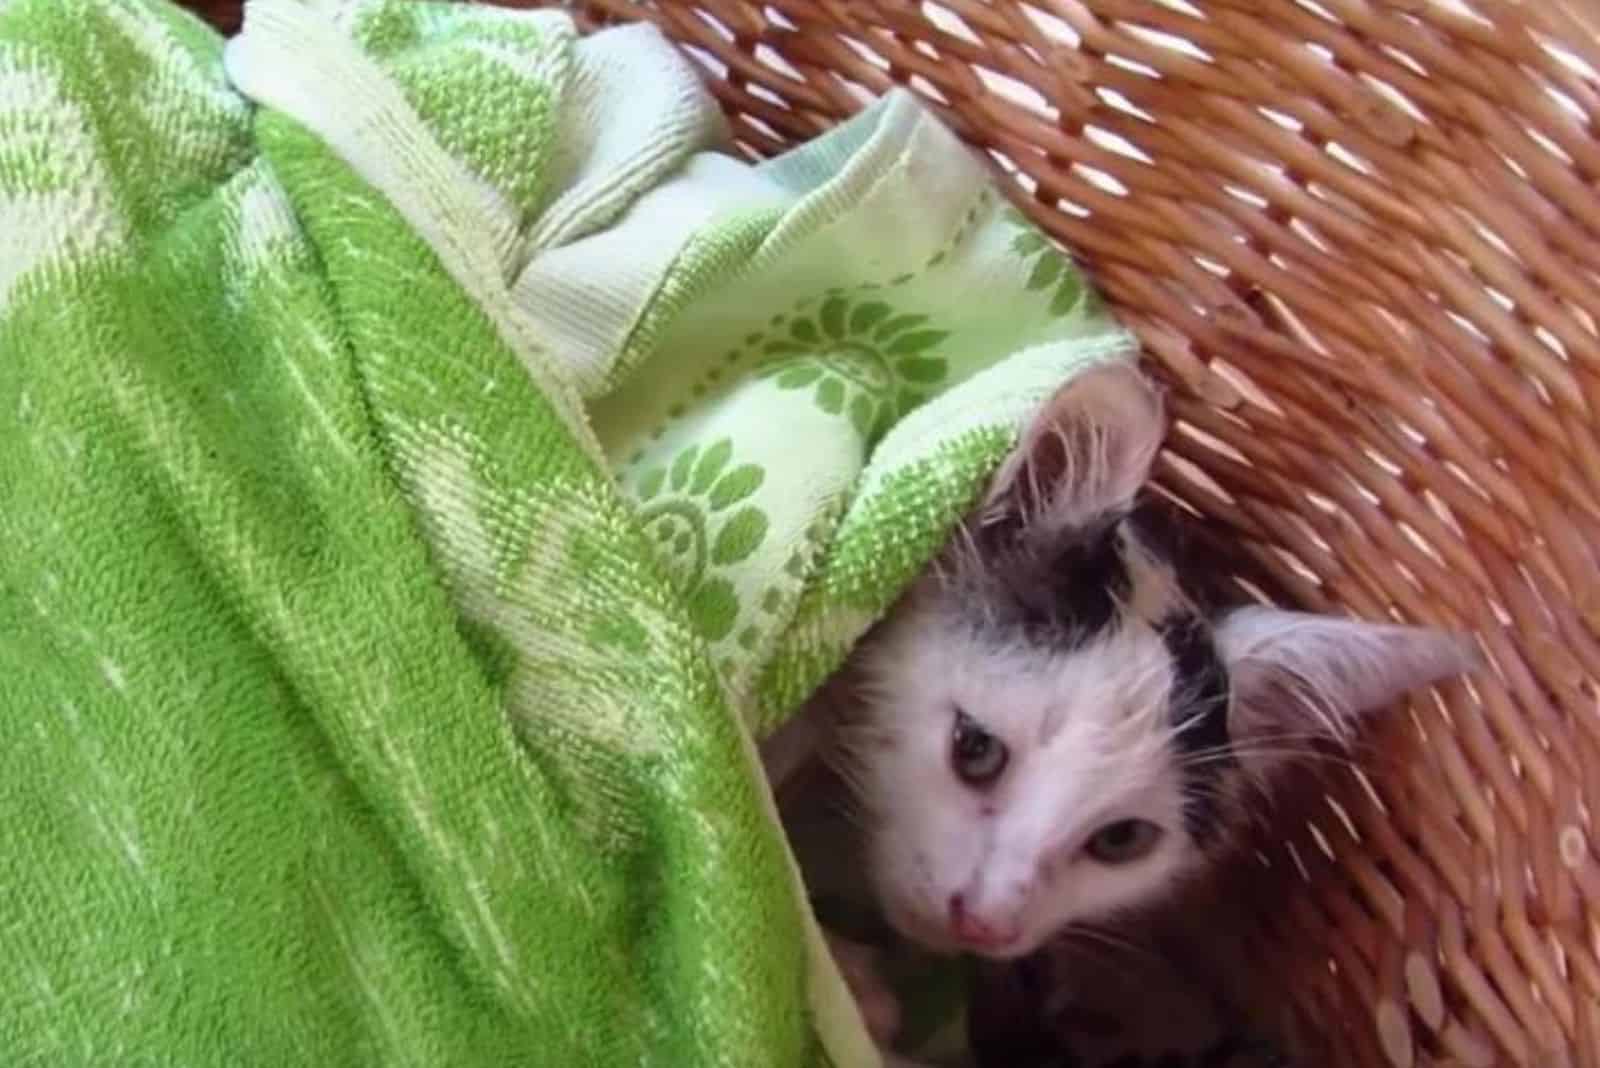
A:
765;360;1478;1061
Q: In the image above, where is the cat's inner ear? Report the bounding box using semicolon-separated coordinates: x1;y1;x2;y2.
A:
984;361;1164;531
1214;606;1480;774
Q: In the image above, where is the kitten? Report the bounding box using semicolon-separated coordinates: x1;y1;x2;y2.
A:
763;361;1478;1062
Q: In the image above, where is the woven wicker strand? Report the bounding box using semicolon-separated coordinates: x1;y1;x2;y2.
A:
184;1;1600;1064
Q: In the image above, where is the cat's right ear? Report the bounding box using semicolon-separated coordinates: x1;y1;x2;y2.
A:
983;360;1165;530
1214;607;1480;779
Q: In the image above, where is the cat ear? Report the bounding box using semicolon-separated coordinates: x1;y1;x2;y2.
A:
984;360;1164;529
1214;606;1479;768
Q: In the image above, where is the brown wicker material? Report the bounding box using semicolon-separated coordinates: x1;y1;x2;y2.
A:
545;3;1600;1064
182;1;1600;1064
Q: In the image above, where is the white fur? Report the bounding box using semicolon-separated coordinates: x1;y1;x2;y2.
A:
833;591;1480;963
804;363;1480;966
845;608;1196;959
785;362;1479;1063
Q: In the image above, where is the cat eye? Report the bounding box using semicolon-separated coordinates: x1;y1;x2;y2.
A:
1084;819;1163;864
950;709;1008;786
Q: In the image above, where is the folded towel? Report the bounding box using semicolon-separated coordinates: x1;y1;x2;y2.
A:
0;1;1135;1063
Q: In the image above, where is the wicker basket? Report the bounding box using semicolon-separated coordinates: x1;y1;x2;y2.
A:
188;1;1600;1064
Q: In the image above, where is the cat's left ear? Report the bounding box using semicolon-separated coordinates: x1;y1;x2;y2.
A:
984;360;1165;530
1214;606;1480;773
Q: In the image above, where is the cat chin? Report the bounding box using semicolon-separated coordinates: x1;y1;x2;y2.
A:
966;935;1047;962
880;900;1053;961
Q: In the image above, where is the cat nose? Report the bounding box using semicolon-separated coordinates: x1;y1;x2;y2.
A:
947;893;1021;949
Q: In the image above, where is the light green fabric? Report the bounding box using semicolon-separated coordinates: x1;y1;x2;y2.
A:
0;1;1137;1064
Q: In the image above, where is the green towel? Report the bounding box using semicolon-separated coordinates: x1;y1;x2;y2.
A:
0;1;1137;1064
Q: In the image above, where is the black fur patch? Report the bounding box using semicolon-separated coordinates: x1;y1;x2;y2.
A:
963;491;1253;846
978;515;1132;644
1156;610;1233;843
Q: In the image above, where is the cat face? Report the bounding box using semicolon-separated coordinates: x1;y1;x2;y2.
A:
835;362;1476;960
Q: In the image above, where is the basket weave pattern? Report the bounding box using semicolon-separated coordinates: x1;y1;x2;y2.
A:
185;1;1600;1063
561;4;1600;1065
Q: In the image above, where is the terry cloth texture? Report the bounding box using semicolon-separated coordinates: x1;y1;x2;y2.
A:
0;1;1136;1064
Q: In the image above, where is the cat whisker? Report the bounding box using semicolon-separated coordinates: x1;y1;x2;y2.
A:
1061;922;1151;960
1048;923;1163;991
823;790;874;832
1186;749;1361;775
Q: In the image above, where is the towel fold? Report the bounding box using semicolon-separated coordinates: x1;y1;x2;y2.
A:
0;1;1135;1063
